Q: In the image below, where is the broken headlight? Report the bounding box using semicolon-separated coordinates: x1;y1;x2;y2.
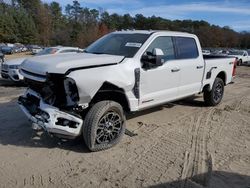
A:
64;77;79;107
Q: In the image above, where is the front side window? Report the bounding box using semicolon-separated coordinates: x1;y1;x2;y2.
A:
85;33;150;58
175;37;199;59
145;36;175;61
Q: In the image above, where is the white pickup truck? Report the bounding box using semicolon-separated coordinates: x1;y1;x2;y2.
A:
18;30;236;151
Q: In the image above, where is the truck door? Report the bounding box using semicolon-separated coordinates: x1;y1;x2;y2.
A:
139;36;180;109
243;51;248;63
173;37;204;97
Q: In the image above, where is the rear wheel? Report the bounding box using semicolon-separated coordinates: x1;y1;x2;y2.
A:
204;78;224;106
83;100;126;152
238;59;242;66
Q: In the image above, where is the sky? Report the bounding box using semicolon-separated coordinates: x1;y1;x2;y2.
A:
43;0;250;32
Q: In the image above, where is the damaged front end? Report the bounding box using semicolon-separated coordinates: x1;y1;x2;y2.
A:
18;74;85;138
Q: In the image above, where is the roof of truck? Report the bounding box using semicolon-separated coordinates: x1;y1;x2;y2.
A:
113;30;196;38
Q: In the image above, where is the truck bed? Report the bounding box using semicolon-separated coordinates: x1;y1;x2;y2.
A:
203;55;235;88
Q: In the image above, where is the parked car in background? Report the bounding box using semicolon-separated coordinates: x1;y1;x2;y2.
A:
1;46;82;82
0;43;6;49
1;46;14;54
0;50;5;63
21;46;28;52
202;49;211;55
35;46;82;56
31;45;43;54
18;30;236;151
13;46;22;53
6;43;14;47
228;50;250;66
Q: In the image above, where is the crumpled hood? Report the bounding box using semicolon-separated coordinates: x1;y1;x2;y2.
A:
20;53;124;75
4;57;26;66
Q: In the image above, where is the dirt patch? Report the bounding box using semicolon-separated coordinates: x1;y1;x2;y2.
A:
5;52;32;60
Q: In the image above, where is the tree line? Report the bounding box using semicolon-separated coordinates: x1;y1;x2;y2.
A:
0;0;250;48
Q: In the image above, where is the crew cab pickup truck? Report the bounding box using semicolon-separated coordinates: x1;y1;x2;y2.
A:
18;30;236;151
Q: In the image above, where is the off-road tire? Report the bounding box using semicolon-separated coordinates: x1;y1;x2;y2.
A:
204;78;224;106
83;100;126;152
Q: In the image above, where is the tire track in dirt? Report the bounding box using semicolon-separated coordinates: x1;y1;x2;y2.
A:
179;94;250;188
102;110;203;187
0;166;18;188
181;109;214;187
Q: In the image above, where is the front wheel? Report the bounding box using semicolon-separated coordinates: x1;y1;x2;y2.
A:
83;101;126;152
204;78;224;106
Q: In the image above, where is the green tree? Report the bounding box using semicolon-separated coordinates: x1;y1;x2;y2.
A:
13;5;38;44
0;3;18;42
1;0;250;48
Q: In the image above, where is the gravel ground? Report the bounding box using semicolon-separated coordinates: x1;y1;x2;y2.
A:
0;56;249;188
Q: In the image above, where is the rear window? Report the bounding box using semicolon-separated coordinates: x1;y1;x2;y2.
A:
175;37;199;59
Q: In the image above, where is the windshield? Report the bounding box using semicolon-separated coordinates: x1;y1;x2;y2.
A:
84;33;150;57
36;48;58;56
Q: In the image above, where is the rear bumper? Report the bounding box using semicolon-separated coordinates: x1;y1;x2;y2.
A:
18;89;83;138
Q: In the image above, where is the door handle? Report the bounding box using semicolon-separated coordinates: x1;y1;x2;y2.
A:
171;68;180;72
196;65;204;69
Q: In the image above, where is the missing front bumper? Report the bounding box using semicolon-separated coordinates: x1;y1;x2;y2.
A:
18;89;83;138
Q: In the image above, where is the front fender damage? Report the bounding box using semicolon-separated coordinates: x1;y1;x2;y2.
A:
18;89;83;138
19;73;90;138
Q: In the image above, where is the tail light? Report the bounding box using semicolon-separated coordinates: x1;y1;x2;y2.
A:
232;58;237;77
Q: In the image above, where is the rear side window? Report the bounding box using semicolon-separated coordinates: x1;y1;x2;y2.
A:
175;37;199;59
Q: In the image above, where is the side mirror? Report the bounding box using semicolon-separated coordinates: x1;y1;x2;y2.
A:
152;48;164;56
141;48;165;68
153;48;165;66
